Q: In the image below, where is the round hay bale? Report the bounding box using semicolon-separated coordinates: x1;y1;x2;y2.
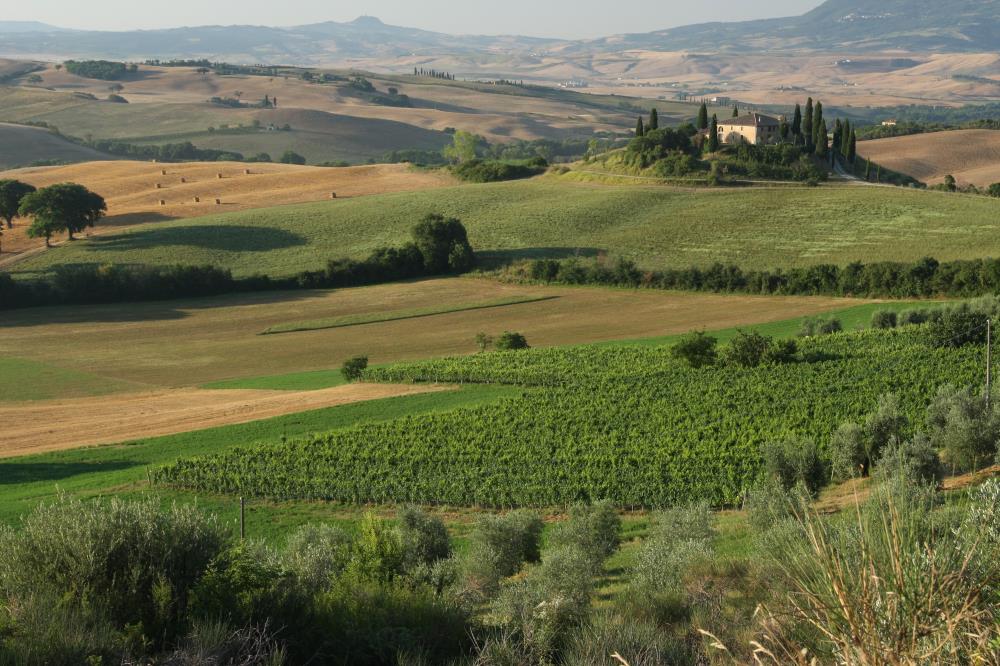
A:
155;183;162;189
159;199;166;206
160;169;167;175
330;192;337;199
193;196;200;203
180;177;186;183
215;198;221;205
217;173;223;179
244;168;251;175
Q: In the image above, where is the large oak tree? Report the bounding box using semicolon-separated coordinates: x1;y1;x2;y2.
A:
19;182;106;247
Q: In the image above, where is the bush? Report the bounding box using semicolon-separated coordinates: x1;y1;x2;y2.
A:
452;158;546;183
874;435;945;487
671;331;718;368
929;309;989;347
829;421;866;482
398;506;452;572
725;330;796;367
348;513;405;583
463;511;543;598
798;316;842;337
0;495;228;650
279;150;306;165
284;523;353;591
629;502;714;593
495;331;530;351
547;501;621;572
341;356;369;382
760;436;827;494
412;213;475;274
871;309;898;329
925;384;1000;472
563;612;694;666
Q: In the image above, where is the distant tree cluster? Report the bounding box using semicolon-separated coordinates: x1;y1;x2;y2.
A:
63;60;136;80
413;68;455;80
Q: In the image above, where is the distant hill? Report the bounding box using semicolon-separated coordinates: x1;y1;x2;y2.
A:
2;1;999;68
0;123;108;169
591;0;1000;53
857;129;1000;187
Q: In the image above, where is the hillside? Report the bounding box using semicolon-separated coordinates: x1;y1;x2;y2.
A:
857;129;1000;187
8;178;1000;279
0;122;109;169
0;160;455;260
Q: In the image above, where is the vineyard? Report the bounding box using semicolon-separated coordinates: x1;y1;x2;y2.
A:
153;328;983;508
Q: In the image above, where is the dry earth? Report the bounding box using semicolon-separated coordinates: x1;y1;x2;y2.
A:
857;129;1000;187
0;160;454;260
0;382;450;457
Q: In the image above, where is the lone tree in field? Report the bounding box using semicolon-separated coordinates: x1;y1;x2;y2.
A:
648;108;659;131
0;179;36;229
475;332;494;353
732;103;739;117
443;130;478;163
635;116;645;137
19;183;106;247
412;213;475;274
341;356;369;382
279;150;306;165
495;331;529;351
696;103;709;130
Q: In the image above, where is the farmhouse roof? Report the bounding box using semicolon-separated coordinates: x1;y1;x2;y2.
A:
719;113;780;127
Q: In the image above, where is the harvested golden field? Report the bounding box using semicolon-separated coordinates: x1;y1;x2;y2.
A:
857;129;1000;187
0;277;872;393
0;383;450;457
0;160;454;260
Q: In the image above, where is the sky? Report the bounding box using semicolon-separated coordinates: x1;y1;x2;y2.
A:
8;0;825;38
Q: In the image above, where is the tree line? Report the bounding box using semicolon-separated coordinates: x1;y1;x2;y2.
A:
63;60;137;80
521;255;1000;299
0;214;475;309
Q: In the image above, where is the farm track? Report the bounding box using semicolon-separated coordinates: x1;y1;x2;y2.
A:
0;382;452;457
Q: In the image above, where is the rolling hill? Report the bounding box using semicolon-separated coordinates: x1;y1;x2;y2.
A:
857;129;1000;187
8;177;1000;280
0;122;110;169
0;160;455;260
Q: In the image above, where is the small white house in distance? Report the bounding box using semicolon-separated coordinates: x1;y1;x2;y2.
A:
716;113;781;145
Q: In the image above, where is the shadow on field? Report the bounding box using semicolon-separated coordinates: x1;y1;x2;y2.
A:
97;212;178;229
476;246;603;269
87;225;307;253
0;460;139;485
0;288;329;326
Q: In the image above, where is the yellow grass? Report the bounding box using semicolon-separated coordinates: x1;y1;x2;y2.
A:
0;277;874;391
0;160;455;258
857;129;1000;187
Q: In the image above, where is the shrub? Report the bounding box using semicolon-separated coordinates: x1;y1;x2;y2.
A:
929;309;989;347
284;523;353;591
452;159;546;183
871;309;898;329
925;384;1000;472
279;150;306;165
724;330;774;367
341;356;369;382
547;501;621;572
495;331;530;351
0;495;228;649
873;435;945;487
563;612;694;666
670;331;718;368
463;511;543;597
412;213;475;274
348;513;406;583
798;316;842;337
760;436;827;494
629;503;715;593
398;506;452;572
829;421;866;482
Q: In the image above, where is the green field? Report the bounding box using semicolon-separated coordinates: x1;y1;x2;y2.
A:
0;357;139;401
155;326;982;508
10;178;1000;280
0;385;514;532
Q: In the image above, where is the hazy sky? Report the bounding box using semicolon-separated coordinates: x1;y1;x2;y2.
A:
10;0;825;38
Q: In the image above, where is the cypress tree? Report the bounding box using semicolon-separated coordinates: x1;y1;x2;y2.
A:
635;117;645;137
708;114;719;152
791;103;802;137
876;164;881;183
697;103;709;130
832;119;843;157
842;120;852;156
649;108;659;131
813;102;827;158
849;130;857;163
732;104;739;118
803;98;814;150
865;159;872;181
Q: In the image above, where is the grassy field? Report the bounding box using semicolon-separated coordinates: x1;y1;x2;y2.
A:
0;384;515;532
9;177;1000;279
858;129;1000;187
0;160;455;259
0;122;109;169
0;277;871;397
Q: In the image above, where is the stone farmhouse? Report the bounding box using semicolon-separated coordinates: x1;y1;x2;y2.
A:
716;113;781;145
